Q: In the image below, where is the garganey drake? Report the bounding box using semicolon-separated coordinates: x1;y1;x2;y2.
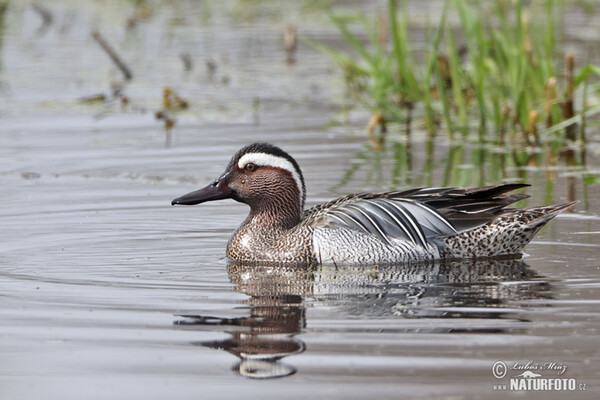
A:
172;143;575;265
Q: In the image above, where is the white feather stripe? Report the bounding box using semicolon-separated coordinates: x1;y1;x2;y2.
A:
381;199;427;248
328;213;348;226
237;152;304;206
369;200;417;244
330;210;371;235
345;204;393;246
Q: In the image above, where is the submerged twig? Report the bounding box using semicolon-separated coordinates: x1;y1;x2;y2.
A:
284;24;297;63
92;31;133;81
180;52;193;72
32;2;52;34
252;97;260;126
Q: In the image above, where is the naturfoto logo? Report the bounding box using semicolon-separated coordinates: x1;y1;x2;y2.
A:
491;360;587;392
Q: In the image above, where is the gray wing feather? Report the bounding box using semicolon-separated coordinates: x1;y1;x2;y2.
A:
331;206;393;246
389;200;457;237
329;210;371;236
304;184;529;243
318;198;457;248
360;200;417;243
344;204;394;246
373;200;427;247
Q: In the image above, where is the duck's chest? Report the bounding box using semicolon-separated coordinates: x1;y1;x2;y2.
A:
226;224;315;263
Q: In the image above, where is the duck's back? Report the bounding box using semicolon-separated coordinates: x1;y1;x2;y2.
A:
303;184;574;265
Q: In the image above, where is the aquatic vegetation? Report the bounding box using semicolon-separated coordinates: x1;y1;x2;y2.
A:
155;86;189;132
315;0;600;144
335;137;597;211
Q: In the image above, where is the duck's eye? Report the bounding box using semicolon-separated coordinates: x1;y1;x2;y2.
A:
244;163;256;172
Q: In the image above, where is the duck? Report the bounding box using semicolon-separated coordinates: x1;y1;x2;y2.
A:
171;142;575;265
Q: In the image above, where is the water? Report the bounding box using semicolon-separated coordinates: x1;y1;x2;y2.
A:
1;1;599;399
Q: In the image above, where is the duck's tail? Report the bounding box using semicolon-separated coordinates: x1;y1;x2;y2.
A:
443;202;577;259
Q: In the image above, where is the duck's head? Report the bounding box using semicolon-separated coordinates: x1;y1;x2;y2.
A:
172;143;306;220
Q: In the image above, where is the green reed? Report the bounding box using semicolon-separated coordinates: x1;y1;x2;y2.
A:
316;0;600;144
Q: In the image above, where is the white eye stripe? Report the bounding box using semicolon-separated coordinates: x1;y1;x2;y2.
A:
238;152;305;205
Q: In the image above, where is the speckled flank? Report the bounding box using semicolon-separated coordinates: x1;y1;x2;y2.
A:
442;204;569;259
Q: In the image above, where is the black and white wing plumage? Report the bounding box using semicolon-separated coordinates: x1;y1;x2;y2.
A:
303;184;529;247
324;198;456;247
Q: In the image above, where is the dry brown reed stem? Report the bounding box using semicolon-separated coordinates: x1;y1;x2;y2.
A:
544;77;557;128
580;55;589;145
500;106;510;146
511;113;527;145
528;110;539;145
521;12;534;63
284;25;297;63
436;55;452;89
92;31;133;81
405;102;413;137
561;148;577;203
367;113;386;151
544;140;557;180
566;53;575;105
253;97;260;126
377;14;388;48
562;53;576;141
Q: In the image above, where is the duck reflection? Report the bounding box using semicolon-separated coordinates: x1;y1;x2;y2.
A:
174;258;551;379
175;264;311;379
179;295;305;379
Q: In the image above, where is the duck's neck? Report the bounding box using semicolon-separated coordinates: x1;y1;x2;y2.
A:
246;197;303;231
